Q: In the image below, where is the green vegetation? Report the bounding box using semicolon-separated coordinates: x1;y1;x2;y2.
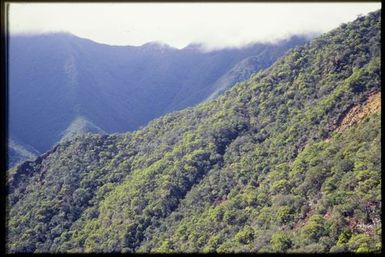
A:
9;33;307;168
7;10;381;253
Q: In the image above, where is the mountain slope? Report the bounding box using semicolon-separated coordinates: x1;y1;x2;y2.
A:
9;34;307;163
59;116;106;143
7;138;39;169
206;56;268;101
6;10;381;253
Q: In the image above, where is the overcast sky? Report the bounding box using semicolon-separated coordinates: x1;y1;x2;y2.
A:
8;2;381;49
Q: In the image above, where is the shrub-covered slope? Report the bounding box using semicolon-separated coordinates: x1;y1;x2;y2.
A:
6;10;381;253
9;33;306;164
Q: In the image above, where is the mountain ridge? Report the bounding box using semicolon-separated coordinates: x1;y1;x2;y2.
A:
8;32;309;167
7;10;381;253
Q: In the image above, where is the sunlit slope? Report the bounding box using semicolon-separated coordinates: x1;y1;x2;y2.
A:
7;10;381;253
9;33;306;162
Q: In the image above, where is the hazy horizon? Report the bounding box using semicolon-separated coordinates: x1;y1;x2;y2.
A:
8;30;318;52
8;2;381;50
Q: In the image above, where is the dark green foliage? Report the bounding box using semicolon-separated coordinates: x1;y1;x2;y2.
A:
7;10;381;253
9;33;307;168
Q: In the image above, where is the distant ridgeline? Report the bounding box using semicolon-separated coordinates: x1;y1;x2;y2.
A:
7;10;381;253
8;34;309;167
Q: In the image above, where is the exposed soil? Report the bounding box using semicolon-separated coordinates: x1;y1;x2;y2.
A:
334;91;381;133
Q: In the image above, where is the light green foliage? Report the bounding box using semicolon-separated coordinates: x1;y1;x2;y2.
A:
347;234;379;253
271;231;292;252
235;225;255;244
7;10;381;253
301;214;327;242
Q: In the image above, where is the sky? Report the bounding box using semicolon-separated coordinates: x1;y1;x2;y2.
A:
8;2;381;49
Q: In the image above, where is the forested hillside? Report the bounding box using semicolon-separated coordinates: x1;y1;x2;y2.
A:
6;10;381;253
8;34;307;167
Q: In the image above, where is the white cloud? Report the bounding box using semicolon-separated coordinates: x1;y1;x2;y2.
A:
8;2;381;49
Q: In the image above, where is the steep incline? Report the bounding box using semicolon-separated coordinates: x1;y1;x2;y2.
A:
7;10;381;253
9;34;307;165
334;91;381;133
7;139;39;169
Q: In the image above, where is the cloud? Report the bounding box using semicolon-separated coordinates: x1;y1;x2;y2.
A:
8;2;381;49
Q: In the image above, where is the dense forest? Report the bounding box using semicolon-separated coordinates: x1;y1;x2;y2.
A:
6;10;381;253
8;34;308;168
